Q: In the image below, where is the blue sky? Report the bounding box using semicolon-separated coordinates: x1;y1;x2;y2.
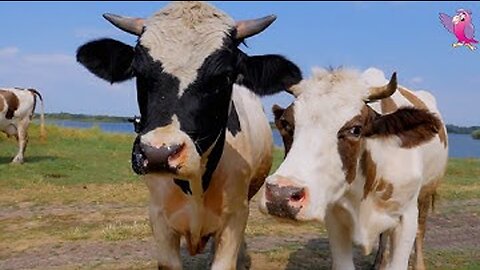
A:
0;1;479;125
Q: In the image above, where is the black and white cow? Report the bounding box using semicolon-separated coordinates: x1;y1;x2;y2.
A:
1;87;45;163
76;2;301;269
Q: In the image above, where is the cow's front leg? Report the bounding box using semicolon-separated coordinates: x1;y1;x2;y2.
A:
149;203;182;270
325;206;355;270
12;121;29;164
211;205;249;270
371;232;389;270
387;203;418;270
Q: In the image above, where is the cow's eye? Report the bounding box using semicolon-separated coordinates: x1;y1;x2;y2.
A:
349;126;362;137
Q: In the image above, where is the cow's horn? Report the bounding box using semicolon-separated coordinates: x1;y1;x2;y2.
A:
235;15;277;40
103;13;145;36
364;72;397;102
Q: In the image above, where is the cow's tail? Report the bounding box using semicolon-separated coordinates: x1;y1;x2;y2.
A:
28;88;46;141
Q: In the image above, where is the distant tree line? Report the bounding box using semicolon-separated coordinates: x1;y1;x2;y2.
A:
35;112;131;123
446;124;480;134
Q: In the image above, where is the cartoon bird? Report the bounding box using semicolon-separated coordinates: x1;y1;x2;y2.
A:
439;9;478;51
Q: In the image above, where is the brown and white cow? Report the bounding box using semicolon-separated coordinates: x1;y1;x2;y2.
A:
0;87;45;163
76;2;302;269
261;67;448;270
271;84;447;269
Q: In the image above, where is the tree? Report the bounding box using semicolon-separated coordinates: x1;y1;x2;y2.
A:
472;129;480;140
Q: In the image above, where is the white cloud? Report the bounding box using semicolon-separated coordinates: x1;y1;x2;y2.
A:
0;47;138;117
0;47;19;58
410;76;424;84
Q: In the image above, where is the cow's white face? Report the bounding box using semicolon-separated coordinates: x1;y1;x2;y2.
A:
260;68;412;222
261;68;443;222
263;68;375;221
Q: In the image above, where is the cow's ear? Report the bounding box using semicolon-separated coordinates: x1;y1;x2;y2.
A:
237;52;302;96
272;104;286;120
76;38;135;83
364;107;442;148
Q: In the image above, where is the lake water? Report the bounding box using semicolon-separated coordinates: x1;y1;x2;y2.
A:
47;120;480;158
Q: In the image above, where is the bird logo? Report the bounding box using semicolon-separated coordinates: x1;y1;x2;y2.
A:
439;9;478;51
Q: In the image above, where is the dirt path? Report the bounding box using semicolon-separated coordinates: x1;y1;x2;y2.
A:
1;199;479;270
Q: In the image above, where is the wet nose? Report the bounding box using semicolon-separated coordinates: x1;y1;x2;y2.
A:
141;143;186;173
265;182;306;219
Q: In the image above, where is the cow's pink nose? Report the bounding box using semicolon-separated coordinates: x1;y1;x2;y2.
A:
265;182;306;219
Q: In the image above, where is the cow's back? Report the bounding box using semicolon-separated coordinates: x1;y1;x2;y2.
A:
0;88;35;119
370;86;448;187
0;88;36;131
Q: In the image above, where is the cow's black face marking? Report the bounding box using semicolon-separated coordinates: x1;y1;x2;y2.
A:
130;34;242;187
132;34;239;152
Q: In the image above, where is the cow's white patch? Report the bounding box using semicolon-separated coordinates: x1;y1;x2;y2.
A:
140;1;234;97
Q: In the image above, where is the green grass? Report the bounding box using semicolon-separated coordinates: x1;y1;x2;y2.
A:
440;158;480;200
427;249;480;270
0;124;137;187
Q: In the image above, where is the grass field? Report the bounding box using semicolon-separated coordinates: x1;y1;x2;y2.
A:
1;124;479;269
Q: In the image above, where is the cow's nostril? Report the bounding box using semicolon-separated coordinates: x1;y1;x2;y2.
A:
140;142;186;173
167;143;186;162
290;189;305;202
265;183;274;201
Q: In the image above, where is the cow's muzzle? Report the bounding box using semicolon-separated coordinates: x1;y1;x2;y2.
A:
131;136;186;175
264;181;306;220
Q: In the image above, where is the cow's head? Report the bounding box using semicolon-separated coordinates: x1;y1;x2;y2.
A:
272;103;295;156
76;2;301;189
260;68;441;221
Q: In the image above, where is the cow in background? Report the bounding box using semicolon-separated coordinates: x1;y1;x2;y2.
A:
262;68;448;270
0;87;45;164
76;2;302;269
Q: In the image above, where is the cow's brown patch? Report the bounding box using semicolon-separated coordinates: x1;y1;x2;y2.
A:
248;152;272;200
364;107;442;149
204;169;225;216
360;150;377;199
399;87;447;148
0;90;20;119
273;104;295;156
373;179;400;212
163;185;188;224
376;178;394;201
337;106;376;184
338;136;362;184
374;197;401;212
438;125;448;148
380;97;398;114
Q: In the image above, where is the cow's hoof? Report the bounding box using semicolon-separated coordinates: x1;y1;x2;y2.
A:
11;158;24;164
